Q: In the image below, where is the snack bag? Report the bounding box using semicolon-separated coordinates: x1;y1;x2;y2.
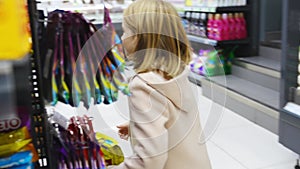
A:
96;132;124;166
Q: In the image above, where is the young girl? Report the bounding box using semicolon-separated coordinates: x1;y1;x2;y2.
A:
108;0;212;168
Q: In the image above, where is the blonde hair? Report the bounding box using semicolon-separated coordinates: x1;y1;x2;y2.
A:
123;0;192;78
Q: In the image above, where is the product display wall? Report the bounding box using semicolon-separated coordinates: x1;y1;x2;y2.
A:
23;0;132;168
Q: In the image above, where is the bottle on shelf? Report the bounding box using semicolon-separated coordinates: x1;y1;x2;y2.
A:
228;13;236;40
199;13;207;37
191;12;199;35
195;13;202;35
185;11;192;34
234;12;243;39
207;13;215;39
212;13;224;41
239;13;247;38
221;13;230;40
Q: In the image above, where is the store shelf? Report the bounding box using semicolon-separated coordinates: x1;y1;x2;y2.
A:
187;34;217;46
283;102;300;119
187;34;250;46
188;70;205;86
177;5;250;13
204;75;280;110
37;3;105;11
234;57;281;78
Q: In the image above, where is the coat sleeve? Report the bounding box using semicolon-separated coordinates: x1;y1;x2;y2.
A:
108;78;169;169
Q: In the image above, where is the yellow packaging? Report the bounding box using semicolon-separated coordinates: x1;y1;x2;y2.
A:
185;0;193;6
0;126;30;146
0;0;31;60
96;132;124;165
0;139;31;157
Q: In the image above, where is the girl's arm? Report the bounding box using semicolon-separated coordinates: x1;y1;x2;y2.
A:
108;77;169;169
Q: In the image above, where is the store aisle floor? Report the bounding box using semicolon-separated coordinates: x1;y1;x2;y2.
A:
94;83;298;169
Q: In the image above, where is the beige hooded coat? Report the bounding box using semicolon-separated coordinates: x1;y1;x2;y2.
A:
109;68;212;169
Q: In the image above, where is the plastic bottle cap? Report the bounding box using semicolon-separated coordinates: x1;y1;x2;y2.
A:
215;14;221;19
234;13;239;18
201;13;207;20
193;13;198;19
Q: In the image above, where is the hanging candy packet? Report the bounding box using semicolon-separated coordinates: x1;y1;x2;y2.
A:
51;28;60;105
19;143;39;162
86;31;102;104
106;52;130;95
99;68;114;104
67;30;82;107
59;28;70;104
102;57;119;102
102;7;130;96
96;132;124;166
87;24;114;104
0;151;33;168
76;32;92;107
7;163;33;169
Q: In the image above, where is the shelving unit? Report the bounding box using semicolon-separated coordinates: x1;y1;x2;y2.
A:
36;1;132;24
188;71;205;86
186;0;259;86
186;1;287;135
178;5;250;13
187;34;250;47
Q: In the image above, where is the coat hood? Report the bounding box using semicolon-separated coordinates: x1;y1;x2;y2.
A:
137;67;196;113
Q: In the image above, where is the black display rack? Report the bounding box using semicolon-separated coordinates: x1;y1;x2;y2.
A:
27;0;54;168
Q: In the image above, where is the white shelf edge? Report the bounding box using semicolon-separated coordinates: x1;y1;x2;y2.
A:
176;5;248;12
188;70;205;85
284;102;300;118
187;34;217;46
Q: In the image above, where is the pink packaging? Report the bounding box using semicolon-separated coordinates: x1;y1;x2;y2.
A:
240;13;247;38
221;13;230;40
234;13;243;39
207;14;215;39
213;14;224;41
228;13;236;40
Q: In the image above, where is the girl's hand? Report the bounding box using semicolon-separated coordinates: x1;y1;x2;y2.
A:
117;122;130;140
